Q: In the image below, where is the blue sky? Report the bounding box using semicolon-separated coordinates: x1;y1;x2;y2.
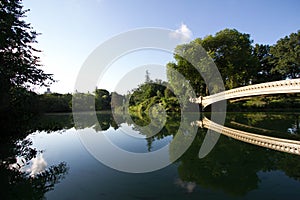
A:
23;0;300;94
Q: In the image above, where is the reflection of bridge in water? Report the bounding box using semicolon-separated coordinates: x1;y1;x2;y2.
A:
190;79;300;108
190;79;300;155
194;117;300;155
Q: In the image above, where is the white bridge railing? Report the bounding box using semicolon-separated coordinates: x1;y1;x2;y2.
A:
190;79;300;108
194;117;300;155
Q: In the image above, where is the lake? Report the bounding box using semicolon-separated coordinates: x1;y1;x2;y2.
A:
1;112;300;199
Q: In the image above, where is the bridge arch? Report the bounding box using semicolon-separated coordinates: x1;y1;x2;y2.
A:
190;79;300;108
193;117;300;155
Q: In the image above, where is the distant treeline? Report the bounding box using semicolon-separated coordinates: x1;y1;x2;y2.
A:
38;89;125;113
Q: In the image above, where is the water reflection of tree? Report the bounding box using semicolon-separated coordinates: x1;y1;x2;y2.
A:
227;112;300;138
0;119;69;199
289;114;300;135
129;113;181;151
1;161;68;199
1;112;121;134
175;128;300;196
126;113;300;196
95;113;120;131
73;112;120;131
0;140;69;199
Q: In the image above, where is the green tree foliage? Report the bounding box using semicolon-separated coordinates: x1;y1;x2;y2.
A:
94;89;111;110
37;89;124;113
167;40;209;97
9;87;40;120
129;77;180;115
39;93;72;113
167;29;258;93
270;30;300;79
252;44;282;83
72;92;95;112
111;91;125;112
0;0;53;116
203;29;257;89
129;81;165;106
129;71;180;114
166;64;198;111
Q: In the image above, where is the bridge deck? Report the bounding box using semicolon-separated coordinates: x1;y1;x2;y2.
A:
191;79;300;108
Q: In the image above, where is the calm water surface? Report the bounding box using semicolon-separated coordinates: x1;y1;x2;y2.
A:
1;112;300;199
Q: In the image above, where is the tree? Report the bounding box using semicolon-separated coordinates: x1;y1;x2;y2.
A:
129;71;166;106
270;30;300;79
167;39;214;97
167;29;258;93
202;29;258;89
252;44;282;83
0;0;53;114
111;91;125;110
39;93;72;113
72;92;95;112
95;89;111;110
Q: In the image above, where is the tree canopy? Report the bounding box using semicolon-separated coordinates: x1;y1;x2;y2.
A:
270;30;300;79
0;0;53;115
252;44;282;83
167;29;258;94
167;28;300;97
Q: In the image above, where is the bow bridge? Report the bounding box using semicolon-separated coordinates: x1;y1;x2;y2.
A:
190;79;300;108
194;117;300;155
190;78;300;155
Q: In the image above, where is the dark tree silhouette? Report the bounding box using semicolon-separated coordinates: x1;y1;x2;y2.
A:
0;0;53;115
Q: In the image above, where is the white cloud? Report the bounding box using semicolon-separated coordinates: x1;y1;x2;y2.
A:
170;23;193;43
29;154;47;177
175;178;197;193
